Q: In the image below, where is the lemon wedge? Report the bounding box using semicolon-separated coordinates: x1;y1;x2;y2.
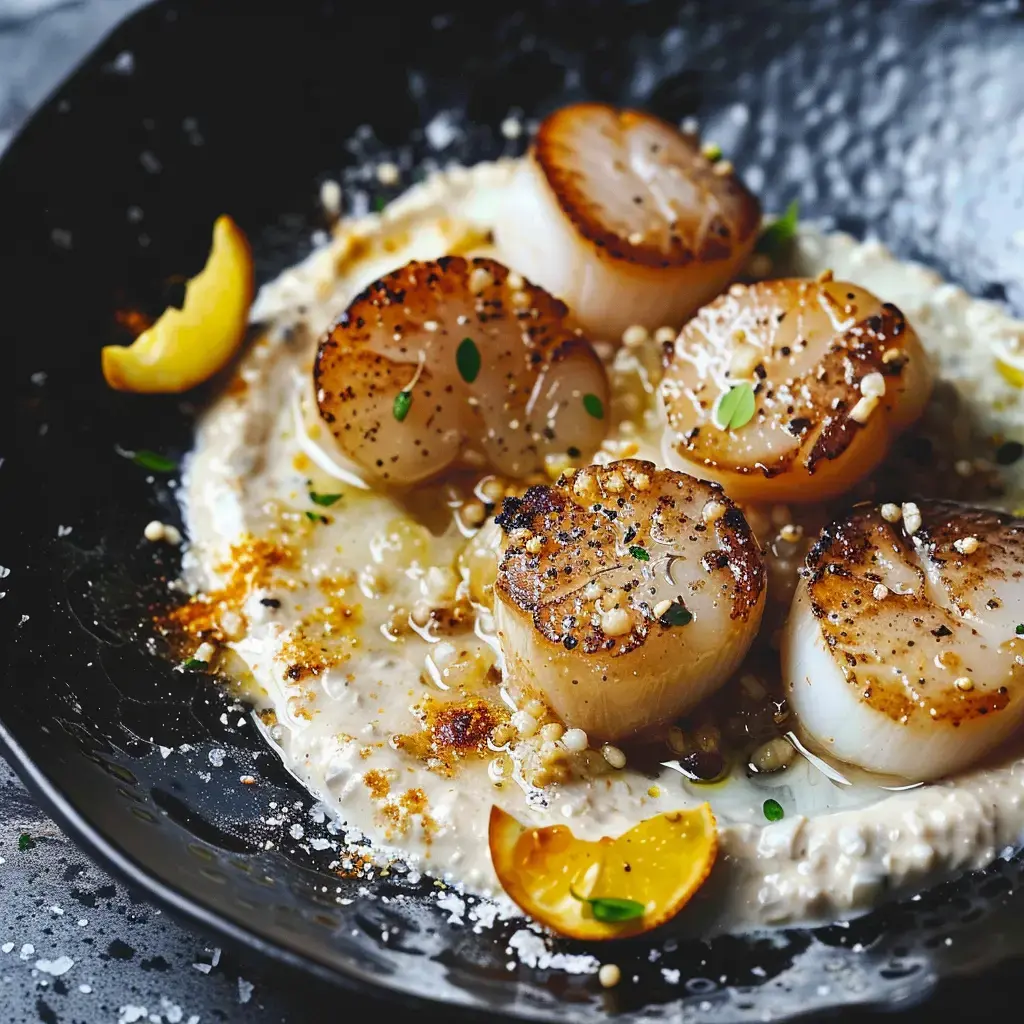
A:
488;804;717;940
102;215;254;393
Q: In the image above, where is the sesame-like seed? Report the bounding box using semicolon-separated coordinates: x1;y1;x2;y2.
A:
860;371;886;400
848;394;879;424
561;728;589;752
599;964;622;988
880;502;902;522
779;524;802;543
654;326;677;345
902;502;922;535
631;471;651;492
750;736;795;773
540;722;564;743
627;231;645;246
144;520;165;542
728;341;762;379
873;583;889;601
163;525;183;545
194;641;216;663
510;290;531;308
525;699;547;719
491;723;515;746
509;527;533;544
506;271;524;291
882;347;904;364
461;500;487;528
410;602;432;627
583;581;602;601
320;179;342;218
601;744;627;769
712;159;734;176
653;599;673;618
468;267;492;295
525;536;543;555
702;500;726;524
600;606;634;638
423;319;439;332
955;676;974;692
954;536;980;555
622;324;649;348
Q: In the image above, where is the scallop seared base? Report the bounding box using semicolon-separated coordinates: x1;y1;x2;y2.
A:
174;158;1024;935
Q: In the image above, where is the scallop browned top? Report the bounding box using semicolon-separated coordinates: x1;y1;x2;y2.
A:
314;255;610;485
660;278;933;501
534;104;761;269
804;501;1024;726
495;460;765;657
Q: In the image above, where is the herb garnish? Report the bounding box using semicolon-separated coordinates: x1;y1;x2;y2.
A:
373;196;386;212
131;449;177;473
456;337;481;384
393;390;412;422
18;833;35;852
583;393;605;420
1017;624;1024;636
628;545;650;561
570;888;645;924
713;383;756;431
702;143;723;162
658;600;693;628
182;658;206;670
305;511;329;524
755;200;799;255
763;798;784;822
309;491;342;507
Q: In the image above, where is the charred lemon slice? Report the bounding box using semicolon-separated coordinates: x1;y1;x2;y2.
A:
102;215;254;393
488;804;717;940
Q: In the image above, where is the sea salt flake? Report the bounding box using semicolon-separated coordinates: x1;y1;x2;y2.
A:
238;978;254;1003
35;955;74;976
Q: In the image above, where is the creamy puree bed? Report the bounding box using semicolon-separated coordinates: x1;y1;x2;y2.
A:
179;159;1024;933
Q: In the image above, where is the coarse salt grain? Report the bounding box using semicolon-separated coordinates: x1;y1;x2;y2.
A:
880;502;902;522
954;536;980;555
500;116;522;140
873;584;890;601
902;502;922;535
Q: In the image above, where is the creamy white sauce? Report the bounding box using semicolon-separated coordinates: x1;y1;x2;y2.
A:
180;159;1024;934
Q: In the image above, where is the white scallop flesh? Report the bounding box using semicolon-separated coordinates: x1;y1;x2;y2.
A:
783;501;1024;782
660;277;934;503
492;103;761;343
494;460;766;742
314;255;610;485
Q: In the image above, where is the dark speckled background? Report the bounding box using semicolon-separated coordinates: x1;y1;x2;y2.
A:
2;2;1024;1022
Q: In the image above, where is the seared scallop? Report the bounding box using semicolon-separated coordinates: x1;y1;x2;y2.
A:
783;501;1024;782
314;256;609;485
494;460;766;742
492;103;761;342
659;277;933;503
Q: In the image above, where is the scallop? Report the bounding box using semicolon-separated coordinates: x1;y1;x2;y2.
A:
494;460;766;743
659;277;934;503
314;255;609;485
492;103;761;342
783;501;1024;782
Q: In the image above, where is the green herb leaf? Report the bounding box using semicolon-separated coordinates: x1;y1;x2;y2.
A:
456;337;481;384
583;393;605;420
373;196;386;212
713;383;756;431
393;390;412;422
309;492;342;507
304;510;329;524
18;833;35;852
629;545;650;561
570;888;645;924
755;200;799;255
658;600;692;628
132;449;177;473
1017;624;1024;636
763;798;784;822
182;658;206;670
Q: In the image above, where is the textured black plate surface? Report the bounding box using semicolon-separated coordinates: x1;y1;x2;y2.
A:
3;1;1024;1020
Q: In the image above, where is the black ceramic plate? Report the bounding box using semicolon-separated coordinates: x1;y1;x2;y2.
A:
4;1;1024;1020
